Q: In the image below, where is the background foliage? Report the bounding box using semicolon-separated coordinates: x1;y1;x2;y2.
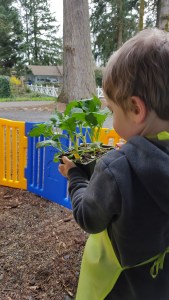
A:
0;0;62;75
0;76;11;98
90;0;160;65
0;0;167;79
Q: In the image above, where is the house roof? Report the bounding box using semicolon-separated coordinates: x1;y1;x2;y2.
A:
27;65;63;76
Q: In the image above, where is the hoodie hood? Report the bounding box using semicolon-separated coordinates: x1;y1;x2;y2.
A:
121;136;169;214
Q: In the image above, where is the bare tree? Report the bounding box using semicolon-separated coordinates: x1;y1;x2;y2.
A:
158;0;169;30
58;0;96;103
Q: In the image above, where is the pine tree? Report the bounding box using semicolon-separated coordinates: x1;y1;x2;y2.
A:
19;0;62;65
0;0;23;74
90;0;139;65
90;0;161;65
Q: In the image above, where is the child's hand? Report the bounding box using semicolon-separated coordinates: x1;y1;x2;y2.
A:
115;138;126;149
58;156;76;178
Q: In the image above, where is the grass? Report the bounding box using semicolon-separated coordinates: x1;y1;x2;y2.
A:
0;95;57;102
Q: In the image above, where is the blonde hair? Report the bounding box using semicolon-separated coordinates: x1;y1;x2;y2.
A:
103;28;169;120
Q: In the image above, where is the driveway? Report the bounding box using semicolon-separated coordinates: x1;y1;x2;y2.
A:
0;100;113;128
0;101;58;122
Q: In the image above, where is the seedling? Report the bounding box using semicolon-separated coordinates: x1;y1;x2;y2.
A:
29;96;111;164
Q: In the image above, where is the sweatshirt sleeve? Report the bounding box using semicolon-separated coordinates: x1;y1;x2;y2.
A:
68;158;121;234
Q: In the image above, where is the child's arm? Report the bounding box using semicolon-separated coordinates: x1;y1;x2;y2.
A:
67;157;122;234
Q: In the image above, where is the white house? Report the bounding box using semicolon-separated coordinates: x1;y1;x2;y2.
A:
26;65;63;84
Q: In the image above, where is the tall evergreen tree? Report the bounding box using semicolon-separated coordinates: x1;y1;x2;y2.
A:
90;0;160;65
19;0;62;65
0;0;23;74
90;0;138;65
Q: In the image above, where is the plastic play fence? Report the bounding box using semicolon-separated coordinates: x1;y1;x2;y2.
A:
0;119;121;210
0;119;27;189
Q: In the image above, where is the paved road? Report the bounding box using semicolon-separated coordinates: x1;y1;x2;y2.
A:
0;100;113;128
0;101;56;122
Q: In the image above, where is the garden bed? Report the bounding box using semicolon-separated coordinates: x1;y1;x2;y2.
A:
0;186;87;300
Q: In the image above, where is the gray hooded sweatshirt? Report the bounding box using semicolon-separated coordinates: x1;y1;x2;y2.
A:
68;135;169;300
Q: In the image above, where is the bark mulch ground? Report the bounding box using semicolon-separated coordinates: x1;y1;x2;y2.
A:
0;100;109;299
0;186;87;300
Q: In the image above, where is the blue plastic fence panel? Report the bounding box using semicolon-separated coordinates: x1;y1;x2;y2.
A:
25;122;72;209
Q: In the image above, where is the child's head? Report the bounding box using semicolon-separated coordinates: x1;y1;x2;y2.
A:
103;28;169;121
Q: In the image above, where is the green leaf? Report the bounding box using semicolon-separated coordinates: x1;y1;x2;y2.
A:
36;140;61;149
70;111;86;123
50;112;63;126
79;96;101;113
52;134;68;140
60;117;77;132
29;123;53;137
85;113;98;126
53;152;62;162
64;100;79;115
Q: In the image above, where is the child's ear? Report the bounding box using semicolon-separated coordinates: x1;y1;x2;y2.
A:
129;96;147;123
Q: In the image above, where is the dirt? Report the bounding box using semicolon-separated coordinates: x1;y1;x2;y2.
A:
0;186;88;300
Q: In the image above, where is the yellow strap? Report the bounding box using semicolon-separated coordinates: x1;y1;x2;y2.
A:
157;131;169;140
150;247;169;278
147;131;169;141
124;247;169;278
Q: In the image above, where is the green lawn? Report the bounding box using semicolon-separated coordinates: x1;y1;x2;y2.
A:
0;96;57;102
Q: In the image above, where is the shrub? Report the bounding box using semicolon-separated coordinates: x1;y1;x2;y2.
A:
0;76;11;98
95;68;103;87
10;76;22;86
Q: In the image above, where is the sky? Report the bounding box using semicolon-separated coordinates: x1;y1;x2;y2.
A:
50;0;63;36
49;0;92;36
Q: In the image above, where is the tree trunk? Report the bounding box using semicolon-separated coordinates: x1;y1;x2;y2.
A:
117;0;123;48
156;0;161;28
138;0;144;31
158;0;169;30
58;0;96;103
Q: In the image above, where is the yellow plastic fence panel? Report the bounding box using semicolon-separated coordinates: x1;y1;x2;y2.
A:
0;119;27;189
96;128;121;146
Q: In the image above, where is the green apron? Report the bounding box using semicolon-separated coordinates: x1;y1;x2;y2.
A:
76;229;123;300
76;131;169;300
76;230;169;300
